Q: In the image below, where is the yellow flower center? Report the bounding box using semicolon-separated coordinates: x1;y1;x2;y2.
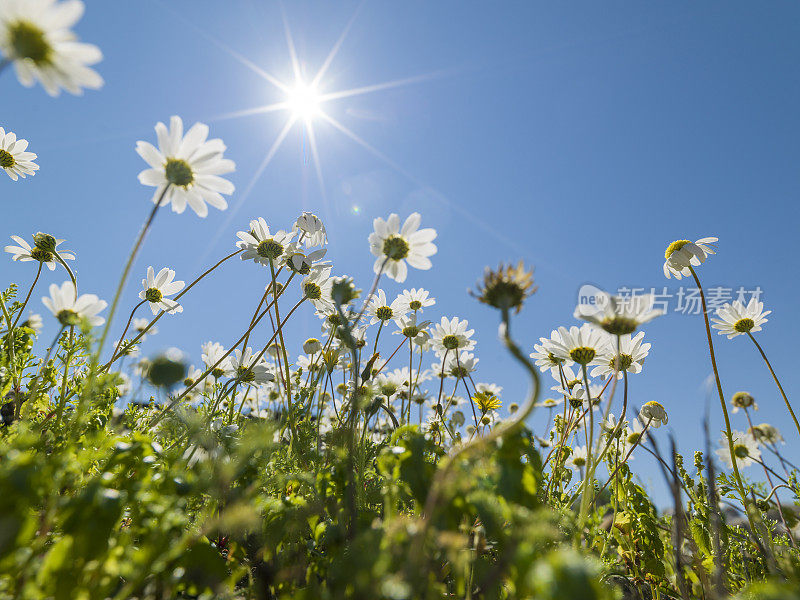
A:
382;235;410;260
569;346;596;365
375;306;393;321
664;239;691;260
0;149;15;169
145;288;163;303
9;21;51;64
257;239;284;260
164;158;194;187
733;318;754;333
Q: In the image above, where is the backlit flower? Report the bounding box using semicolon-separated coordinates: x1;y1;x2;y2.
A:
591;332;651;380
136;116;235;217
4;233;74;270
711;298;770;339
0;0;103;96
42;281;106;327
575;291;662;336
0;128;38;180
366;289;408;326
430;316;476;357
549;324;608;367
663;237;717;279
237;217;295;265
639;401;668;428
716;430;761;469
138;266;184;315
369;212;437;283
396;287;435;313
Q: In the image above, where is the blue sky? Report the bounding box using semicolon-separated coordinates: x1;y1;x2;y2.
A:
3;1;799;498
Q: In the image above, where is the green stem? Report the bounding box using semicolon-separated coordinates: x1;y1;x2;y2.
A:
0;294;19;390
746;331;800;440
689;267;757;533
12;262;43;328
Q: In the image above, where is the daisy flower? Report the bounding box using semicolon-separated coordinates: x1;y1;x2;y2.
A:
366;289;408;326
282;241;327;275
591;332;651;380
236;217;295;265
445;351;479;379
132;317;158;341
396;288;435;313
475;382;502;397
42;281;106;327
0;0;103;96
663;237;718;279
303;267;335;312
716;429;761;469
21;312;43;334
711;297;770;339
639;401;668;428
139;266;185;315
530;328;574;377
302;337;323;355
749;423;783;445
393;313;431;342
368;212;437;283
0;128;38;180
293;212;327;247
4;233;74;270
201;341;233;379
136;116;235;217
430;316;476;357
548;323;609;367
731;391;756;413
575;291;662;336
569;445;588;469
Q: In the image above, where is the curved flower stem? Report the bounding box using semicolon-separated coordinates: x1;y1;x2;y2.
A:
97;188;168;358
12;262;43;328
576;363;595;542
269;260;292;404
746;331;800;440
110;300;147;359
54;252;77;293
689;266;757;532
354;257;388;326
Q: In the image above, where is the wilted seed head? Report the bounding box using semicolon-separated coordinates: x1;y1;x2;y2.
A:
331;277;360;305
732;391;755;409
472;261;536;313
147;351;187;388
33;232;57;253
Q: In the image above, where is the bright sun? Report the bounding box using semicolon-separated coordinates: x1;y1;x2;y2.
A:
286;81;322;119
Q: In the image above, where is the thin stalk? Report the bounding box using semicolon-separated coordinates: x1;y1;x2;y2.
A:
746;331;800;439
12;262;43;328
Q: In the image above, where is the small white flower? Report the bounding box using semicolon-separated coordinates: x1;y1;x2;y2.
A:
282;241;327;274
303;337;323;355
530;328;574;377
236;217;295;265
716;430;761;469
396;288;435;313
393;313;431;342
548;324;609;367
368;212;437;283
42;281;106;327
293;212;327;247
570;445;588;469
22;312;43;334
639;401;668;428
230;347;274;386
445;351;479;379
749;423;783;445
711;298;770;339
201;341;233;379
132;317;158;340
575;291;662;336
475;382;502;397
136;116;235;217
0;128;38;181
303;266;335;312
0;0;103;96
663;237;718;279
366;289;408;326
430;316;476;357
591;332;651;380
4;233;74;270
139;266;184;315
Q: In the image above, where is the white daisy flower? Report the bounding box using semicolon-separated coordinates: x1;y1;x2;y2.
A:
711;298;770;339
475;382;502;397
445;351;479;379
639;401;668;428
575;291;662;336
530;328;574;377
282;241;327;275
368;212;437;283
0;0;103;96
430;316;476;357
393;313;431;343
21;311;43;334
570;445;588;469
749;423;784;445
303;267;335;312
623;418;648;448
0;128;38;180
396;288;435;313
236;217;295;266
293;212;327;247
663;237;718;279
201;341;233;379
136;116;235;217
139;266;184;315
366;289;408;326
132;317;158;340
591;332;651;380
42;280;106;327
716;429;761;469
548;323;609;367
4;233;74;270
302;337;323;355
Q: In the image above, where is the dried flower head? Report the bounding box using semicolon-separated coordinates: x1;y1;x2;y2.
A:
472;260;536;313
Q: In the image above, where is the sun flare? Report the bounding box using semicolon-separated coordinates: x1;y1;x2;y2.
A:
286;81;322;120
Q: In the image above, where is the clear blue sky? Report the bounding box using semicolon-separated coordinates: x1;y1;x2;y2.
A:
3;1;799;498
